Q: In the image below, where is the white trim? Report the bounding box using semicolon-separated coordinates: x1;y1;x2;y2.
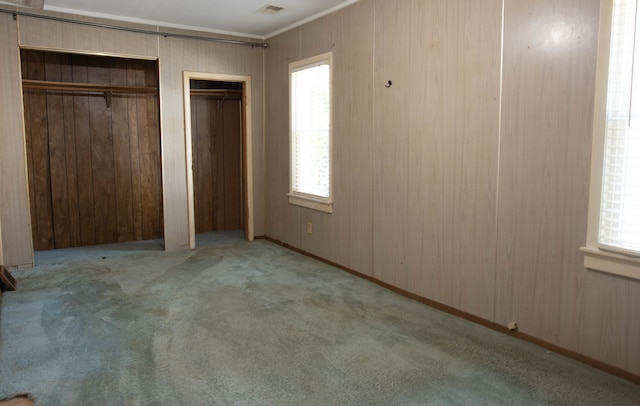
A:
15;20;36;265
265;0;360;39
182;71;255;246
43;6;266;40
182;72;196;249
287;193;333;214
585;0;612;250
581;247;640;280
288;52;333;215
581;0;640;280
290;52;333;71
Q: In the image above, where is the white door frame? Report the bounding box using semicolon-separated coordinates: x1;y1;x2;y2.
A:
182;71;254;247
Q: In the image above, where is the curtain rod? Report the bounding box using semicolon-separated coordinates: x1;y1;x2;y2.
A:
0;8;268;48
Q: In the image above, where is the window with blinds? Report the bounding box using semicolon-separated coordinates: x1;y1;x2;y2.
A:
288;53;333;213
599;0;640;255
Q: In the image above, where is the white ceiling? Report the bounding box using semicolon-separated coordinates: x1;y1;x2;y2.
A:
35;0;358;39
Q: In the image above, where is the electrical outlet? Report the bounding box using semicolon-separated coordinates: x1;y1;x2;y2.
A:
307;221;313;234
507;321;518;331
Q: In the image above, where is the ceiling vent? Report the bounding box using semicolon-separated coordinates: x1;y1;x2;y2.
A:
258;4;285;14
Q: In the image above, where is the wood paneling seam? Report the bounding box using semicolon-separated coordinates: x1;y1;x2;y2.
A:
493;0;506;325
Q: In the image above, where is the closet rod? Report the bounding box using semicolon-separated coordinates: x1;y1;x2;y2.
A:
0;9;268;48
190;89;242;97
22;79;157;94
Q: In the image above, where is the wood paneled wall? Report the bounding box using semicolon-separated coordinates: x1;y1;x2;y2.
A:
0;11;33;267
497;0;640;376
157;33;264;250
264;29;305;253
2;0;638;379
21;50;163;250
265;1;376;276
0;5;264;265
372;0;502;319
264;0;640;376
18;13;159;57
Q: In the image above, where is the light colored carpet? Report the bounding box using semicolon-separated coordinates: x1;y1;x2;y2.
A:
1;231;639;405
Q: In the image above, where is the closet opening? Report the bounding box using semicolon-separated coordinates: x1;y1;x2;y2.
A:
183;72;254;247
21;49;163;251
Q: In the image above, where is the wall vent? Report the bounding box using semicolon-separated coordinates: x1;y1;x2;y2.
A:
258;4;285;14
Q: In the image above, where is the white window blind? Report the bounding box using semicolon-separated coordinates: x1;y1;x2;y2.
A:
290;60;331;199
600;0;640;254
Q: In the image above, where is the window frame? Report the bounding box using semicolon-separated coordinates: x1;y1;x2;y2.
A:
581;0;640;280
287;52;334;214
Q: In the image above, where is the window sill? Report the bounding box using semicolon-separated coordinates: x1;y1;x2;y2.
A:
580;246;640;281
287;193;333;214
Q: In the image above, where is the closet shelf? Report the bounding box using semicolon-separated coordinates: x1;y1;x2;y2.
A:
22;79;158;94
190;89;242;98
